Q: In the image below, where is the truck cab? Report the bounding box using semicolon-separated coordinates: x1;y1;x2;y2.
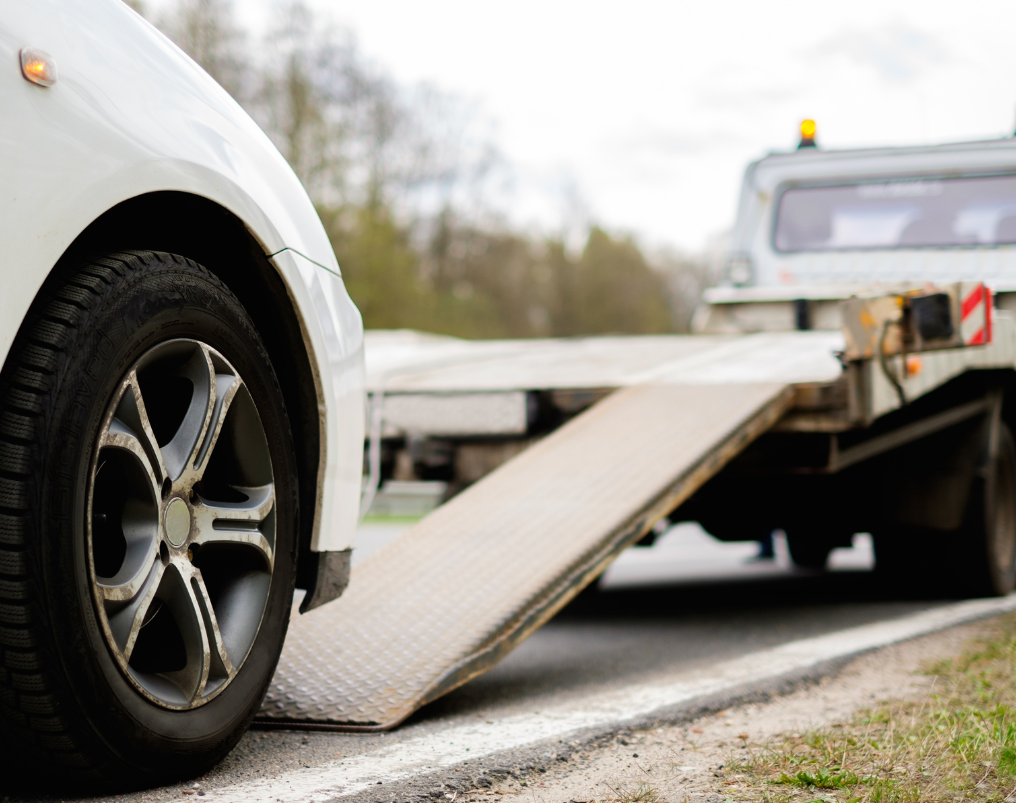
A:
695;133;1016;333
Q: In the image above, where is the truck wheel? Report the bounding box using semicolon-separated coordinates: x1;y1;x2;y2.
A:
0;251;298;787
875;420;1016;598
958;421;1016;596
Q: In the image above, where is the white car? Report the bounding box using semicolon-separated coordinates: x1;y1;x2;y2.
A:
0;0;364;786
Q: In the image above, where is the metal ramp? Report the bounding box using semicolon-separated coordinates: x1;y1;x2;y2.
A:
257;381;792;729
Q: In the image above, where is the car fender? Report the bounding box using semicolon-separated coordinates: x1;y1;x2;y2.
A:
0;0;363;554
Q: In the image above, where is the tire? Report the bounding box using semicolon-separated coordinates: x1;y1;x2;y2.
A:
0;251;298;788
875;420;1016;598
957;420;1016;596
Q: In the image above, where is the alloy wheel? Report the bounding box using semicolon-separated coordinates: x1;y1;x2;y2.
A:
87;339;276;709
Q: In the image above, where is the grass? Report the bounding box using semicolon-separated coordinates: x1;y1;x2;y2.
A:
599;780;666;803
724;613;1016;802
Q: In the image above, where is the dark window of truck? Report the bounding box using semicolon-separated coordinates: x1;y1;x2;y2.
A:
774;174;1016;252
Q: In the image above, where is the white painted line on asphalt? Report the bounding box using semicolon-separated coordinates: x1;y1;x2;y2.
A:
212;595;1016;803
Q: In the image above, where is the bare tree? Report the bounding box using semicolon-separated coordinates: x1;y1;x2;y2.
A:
158;0;250;102
651;239;723;332
153;0;501;219
146;0;704;340
253;3;369;204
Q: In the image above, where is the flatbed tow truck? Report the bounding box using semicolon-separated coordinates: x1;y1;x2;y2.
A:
257;131;1016;732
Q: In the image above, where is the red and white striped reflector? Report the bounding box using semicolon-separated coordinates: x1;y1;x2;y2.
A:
959;282;992;346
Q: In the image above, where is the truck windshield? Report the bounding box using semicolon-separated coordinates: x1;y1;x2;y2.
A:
774;174;1016;252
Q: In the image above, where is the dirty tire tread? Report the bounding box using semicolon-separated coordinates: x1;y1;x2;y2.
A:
0;252;223;777
0;581;30;602
0;255;136;779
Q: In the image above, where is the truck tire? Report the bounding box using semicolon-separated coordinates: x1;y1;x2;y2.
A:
957;420;1016;596
0;251;298;788
875;419;1016;598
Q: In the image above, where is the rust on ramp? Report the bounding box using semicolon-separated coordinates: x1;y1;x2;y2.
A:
257;382;793;730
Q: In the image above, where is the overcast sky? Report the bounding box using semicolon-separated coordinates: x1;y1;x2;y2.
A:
228;0;1016;252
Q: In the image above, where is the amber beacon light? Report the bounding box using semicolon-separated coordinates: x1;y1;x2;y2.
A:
798;118;817;149
20;48;57;87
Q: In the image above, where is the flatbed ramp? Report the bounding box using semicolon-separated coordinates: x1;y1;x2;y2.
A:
257;381;792;729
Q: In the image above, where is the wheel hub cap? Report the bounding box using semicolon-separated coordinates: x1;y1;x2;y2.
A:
164;497;191;547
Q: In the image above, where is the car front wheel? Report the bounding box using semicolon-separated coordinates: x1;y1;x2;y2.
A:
0;251;298;788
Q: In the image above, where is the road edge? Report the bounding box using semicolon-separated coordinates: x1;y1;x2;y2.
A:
211;594;1016;803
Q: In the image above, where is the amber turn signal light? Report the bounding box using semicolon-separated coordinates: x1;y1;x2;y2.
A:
20;48;57;87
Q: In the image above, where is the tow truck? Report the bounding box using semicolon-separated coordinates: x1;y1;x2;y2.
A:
259;123;1016;731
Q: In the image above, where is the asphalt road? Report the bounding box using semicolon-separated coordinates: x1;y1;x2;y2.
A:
7;524;957;802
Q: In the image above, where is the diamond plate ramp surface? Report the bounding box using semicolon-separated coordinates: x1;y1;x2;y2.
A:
258;382;792;729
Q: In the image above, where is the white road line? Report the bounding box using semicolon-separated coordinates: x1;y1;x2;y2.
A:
212;595;1016;803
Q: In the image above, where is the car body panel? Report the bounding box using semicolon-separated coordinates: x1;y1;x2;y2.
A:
273;249;364;552
0;0;363;552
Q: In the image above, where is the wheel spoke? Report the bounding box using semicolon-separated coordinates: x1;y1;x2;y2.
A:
160;347;216;482
162;345;244;486
158;562;211;704
190;366;243;484
94;524;160;602
192;484;275;568
101;558;165;659
190;568;236;684
98;372;166;498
